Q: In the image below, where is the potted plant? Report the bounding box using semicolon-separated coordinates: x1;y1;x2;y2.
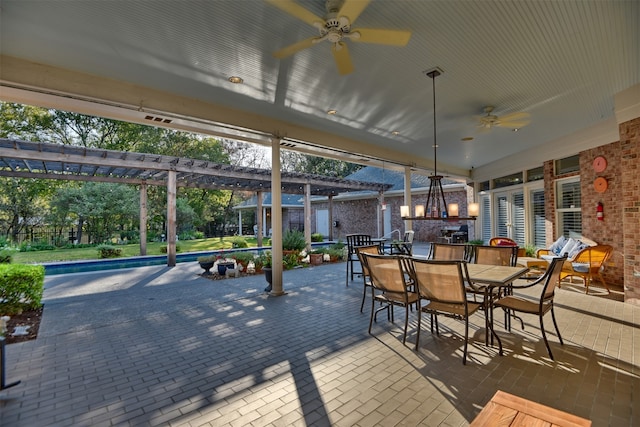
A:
257;251;273;291
309;249;324;265
229;251;255;272
215;255;235;276
282;230;306;255
197;254;216;275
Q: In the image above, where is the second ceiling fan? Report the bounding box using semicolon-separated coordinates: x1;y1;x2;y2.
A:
267;0;411;75
476;106;531;131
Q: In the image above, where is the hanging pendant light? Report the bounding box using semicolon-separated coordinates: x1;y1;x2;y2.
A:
400;68;476;221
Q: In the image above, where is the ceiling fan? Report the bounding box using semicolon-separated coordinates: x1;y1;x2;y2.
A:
476;106;531;131
266;0;411;75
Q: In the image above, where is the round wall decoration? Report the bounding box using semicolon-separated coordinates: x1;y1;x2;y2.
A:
593;156;607;172
594;176;608;193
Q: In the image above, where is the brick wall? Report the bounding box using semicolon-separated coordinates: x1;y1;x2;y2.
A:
620;117;640;304
312;189;471;243
580;142;624;287
542;136;637;302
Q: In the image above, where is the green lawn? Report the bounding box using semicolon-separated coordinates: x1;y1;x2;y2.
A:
12;237;265;264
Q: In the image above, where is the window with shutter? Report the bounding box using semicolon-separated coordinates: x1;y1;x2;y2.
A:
556;177;582;237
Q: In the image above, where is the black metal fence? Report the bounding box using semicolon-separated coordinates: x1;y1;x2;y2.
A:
7;228;85;246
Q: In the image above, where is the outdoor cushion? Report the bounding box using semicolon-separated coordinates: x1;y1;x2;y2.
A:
569;241;589;258
558;238;578;257
571;263;590;273
549;236;568;255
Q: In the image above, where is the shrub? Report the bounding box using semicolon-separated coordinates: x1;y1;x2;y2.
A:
330;240;345;250
197;254;217;263
0;236;10;249
0;250;13;264
231;237;249;248
283;252;300;270
311;233;324;242
326;247;345;261
255;251;272;269
282;230;306;251
19;239;55;252
160;243;182;254
468;239;484;245
97;244;122;258
229;251;255;265
0;264;45;314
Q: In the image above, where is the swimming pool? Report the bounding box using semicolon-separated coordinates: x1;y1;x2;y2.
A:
42;244;332;275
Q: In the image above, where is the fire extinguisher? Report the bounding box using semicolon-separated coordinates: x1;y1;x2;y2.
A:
596;202;604;221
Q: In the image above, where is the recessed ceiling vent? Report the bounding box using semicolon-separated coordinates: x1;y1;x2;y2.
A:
144;115;172;124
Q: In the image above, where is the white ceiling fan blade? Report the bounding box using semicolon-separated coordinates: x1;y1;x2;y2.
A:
265;0;324;27
332;42;354;75
496;112;531;128
351;28;411;46
498;111;530;123
338;0;371;24
273;37;317;58
496;119;531;128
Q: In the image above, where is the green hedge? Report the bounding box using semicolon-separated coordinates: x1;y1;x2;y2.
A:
0;264;45;314
97;244;122;258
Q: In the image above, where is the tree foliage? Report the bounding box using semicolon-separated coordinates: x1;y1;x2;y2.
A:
281;150;362;178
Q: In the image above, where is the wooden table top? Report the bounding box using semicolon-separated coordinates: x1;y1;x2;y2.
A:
471;390;591;426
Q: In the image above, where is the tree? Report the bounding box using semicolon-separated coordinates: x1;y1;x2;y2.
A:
52;183;138;244
0;178;52;243
281;150;363;178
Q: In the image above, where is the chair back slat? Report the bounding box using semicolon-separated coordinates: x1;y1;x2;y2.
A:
541;255;568;300
362;254;409;294
356;245;382;276
347;234;373;255
412;259;467;304
473;245;518;266
430;243;469;261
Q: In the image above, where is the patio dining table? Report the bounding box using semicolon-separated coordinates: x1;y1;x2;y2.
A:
465;263;530;346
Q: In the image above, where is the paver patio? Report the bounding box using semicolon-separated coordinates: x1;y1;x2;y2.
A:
1;247;637;426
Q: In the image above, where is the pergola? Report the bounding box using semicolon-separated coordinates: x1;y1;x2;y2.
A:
0;138;390;266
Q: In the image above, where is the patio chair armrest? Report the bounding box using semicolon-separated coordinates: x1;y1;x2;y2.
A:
536;248;551;258
504;280;540;291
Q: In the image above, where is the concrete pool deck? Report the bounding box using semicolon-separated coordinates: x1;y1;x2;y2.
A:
1;253;638;426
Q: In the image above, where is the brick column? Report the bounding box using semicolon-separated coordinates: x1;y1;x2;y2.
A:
620;117;640;304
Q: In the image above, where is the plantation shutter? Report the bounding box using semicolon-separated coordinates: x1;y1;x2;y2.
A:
480;195;491;243
496;195;508;237
512;192;525;246
531;189;546;247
